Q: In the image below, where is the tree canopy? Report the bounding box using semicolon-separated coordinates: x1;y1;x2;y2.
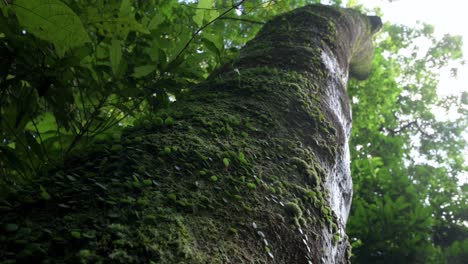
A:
0;0;466;263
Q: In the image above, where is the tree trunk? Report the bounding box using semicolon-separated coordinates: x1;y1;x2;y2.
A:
1;4;380;264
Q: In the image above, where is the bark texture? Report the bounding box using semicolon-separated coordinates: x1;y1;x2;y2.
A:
1;4;380;264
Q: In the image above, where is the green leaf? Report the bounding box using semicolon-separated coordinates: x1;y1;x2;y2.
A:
39;185;51;200
238;152;248;165
12;0;90;57
70;230;81;239
110;38;122;75
202;37;220;58
144;46;160;62
119;0;132;16
133;65;156;78
223;158;230;168
193;0;212;27
148;14;164;30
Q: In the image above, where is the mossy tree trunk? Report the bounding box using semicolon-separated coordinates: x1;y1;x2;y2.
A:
1;5;380;264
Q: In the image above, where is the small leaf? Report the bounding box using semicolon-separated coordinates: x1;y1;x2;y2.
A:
223;158;230;168
71;230;81;239
238;152;248;165
143;179;152;186
164;146;172;154
39;185;51;200
247;183;256;189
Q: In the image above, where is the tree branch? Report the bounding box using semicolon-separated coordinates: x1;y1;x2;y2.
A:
171;0;247;65
218;16;265;25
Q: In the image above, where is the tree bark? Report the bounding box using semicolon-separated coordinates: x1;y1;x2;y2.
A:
1;4;380;264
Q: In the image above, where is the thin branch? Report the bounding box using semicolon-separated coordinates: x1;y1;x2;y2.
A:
28;113;51;162
218;16;265;25
172;0;247;64
180;3;231;10
65;94;108;154
391;121;417;135
2;121;36;175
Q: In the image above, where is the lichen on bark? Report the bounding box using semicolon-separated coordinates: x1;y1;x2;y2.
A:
0;4;380;264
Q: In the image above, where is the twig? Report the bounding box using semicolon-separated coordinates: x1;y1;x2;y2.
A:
28;113;51;162
2;120;35;176
180;3;231;10
218;16;265;25
65;94;108;154
172;0;247;64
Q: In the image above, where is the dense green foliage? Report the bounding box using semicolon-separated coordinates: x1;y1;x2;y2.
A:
347;21;468;263
0;0;466;263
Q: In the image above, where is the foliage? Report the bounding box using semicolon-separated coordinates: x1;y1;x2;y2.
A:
347;20;468;264
0;0;467;263
0;0;316;184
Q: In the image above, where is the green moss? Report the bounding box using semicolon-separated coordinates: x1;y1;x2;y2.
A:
164;117;174;126
246;182;256;189
285;202;303;218
333;234;341;245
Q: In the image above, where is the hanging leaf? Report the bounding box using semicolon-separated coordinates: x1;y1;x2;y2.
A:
110;38;122;75
133;65;156;78
202;37;220;58
12;0;90;57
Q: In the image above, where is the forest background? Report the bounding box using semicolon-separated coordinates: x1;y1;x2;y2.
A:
0;0;466;263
